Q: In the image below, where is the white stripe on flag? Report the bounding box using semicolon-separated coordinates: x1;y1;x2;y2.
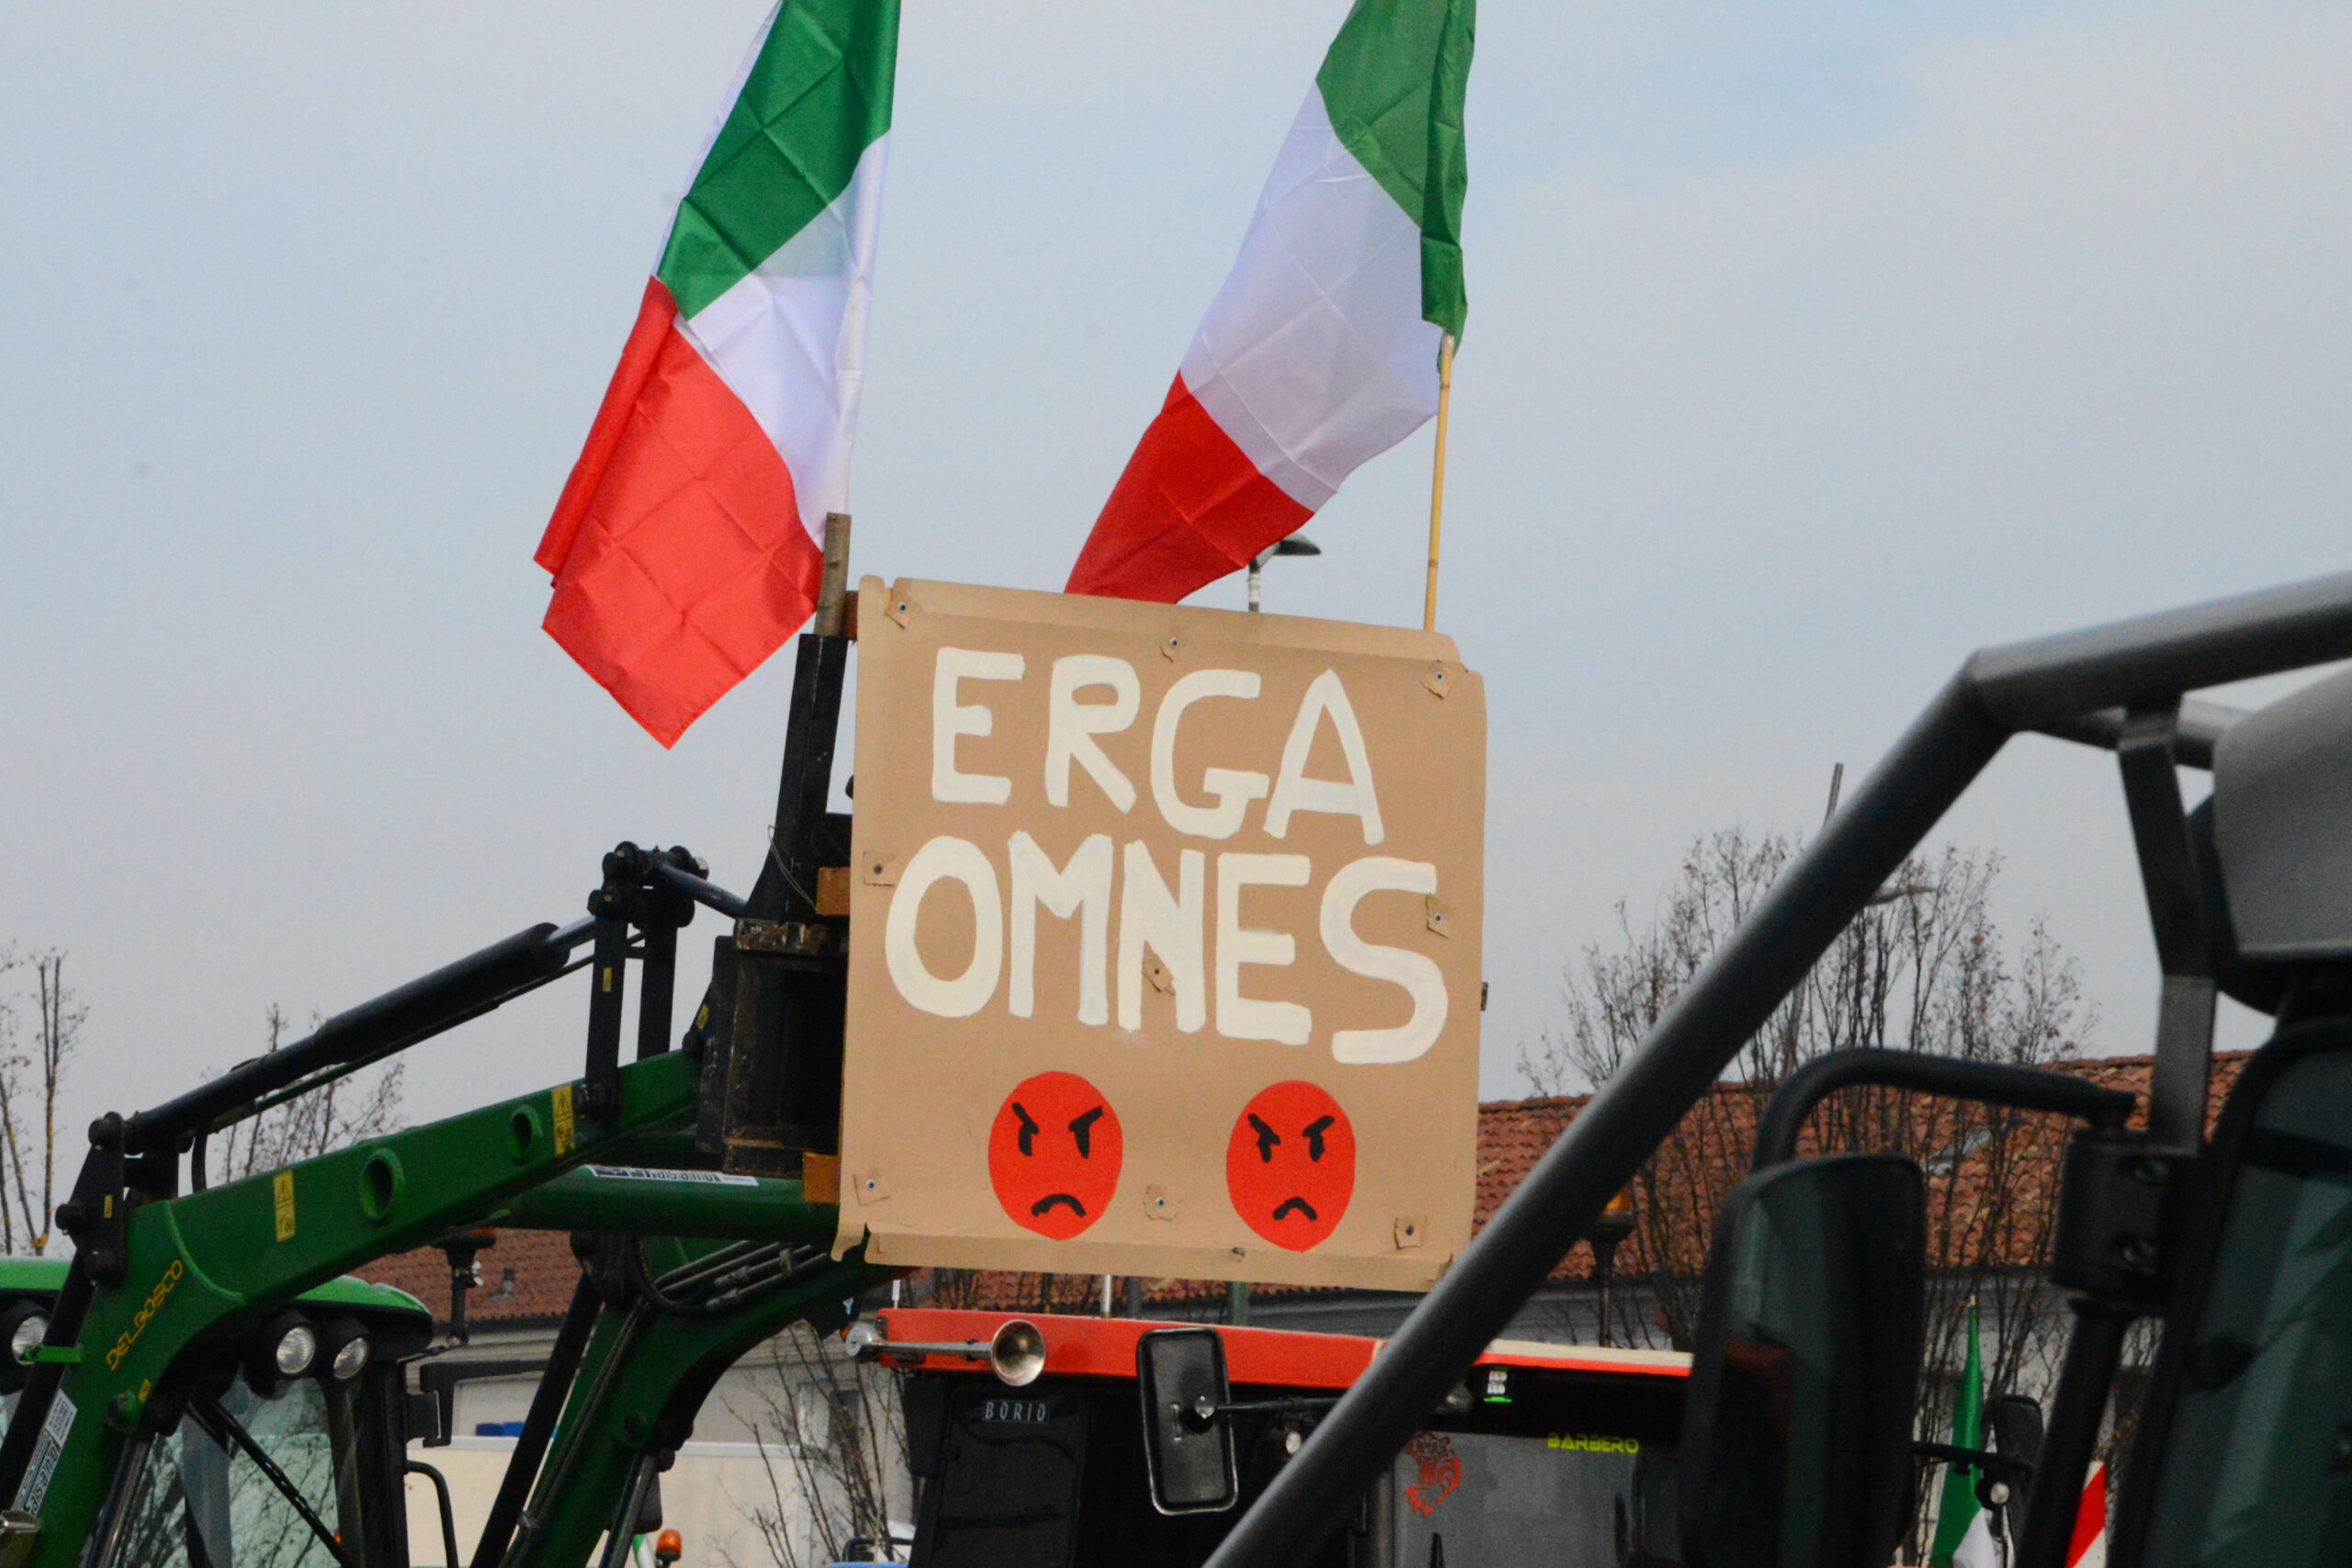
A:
2068;1462;2108;1568
680;133;890;542
1952;1506;2002;1568
1178;85;1442;513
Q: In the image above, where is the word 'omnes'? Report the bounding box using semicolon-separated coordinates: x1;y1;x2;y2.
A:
885;649;1446;1063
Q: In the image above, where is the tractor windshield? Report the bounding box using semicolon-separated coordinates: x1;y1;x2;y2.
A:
113;1377;351;1568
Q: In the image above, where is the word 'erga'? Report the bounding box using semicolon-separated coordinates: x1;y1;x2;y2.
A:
882;649;1445;1063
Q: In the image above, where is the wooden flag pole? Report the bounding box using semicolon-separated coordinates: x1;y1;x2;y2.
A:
1421;333;1456;632
813;512;853;636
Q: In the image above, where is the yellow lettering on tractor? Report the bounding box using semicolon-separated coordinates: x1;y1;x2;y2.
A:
103;1259;185;1372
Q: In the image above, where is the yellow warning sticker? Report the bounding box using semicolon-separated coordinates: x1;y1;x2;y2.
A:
273;1171;296;1242
552;1084;576;1156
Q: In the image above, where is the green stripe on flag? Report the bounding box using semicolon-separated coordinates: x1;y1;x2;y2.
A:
1316;0;1475;338
659;0;899;321
1930;1302;1985;1567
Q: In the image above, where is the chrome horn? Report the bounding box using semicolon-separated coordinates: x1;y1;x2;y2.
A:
845;1317;1048;1387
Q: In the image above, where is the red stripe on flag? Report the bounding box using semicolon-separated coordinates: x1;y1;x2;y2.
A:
2066;1461;2107;1568
537;280;819;747
1066;374;1312;604
539;278;680;576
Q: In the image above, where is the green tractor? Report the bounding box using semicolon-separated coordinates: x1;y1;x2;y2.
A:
0;1258;434;1568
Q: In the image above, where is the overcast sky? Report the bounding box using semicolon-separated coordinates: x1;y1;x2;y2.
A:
4;1;2346;1148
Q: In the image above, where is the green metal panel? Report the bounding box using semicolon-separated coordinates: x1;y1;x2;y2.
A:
290;1275;430;1317
0;1259;67;1293
492;1165;833;1243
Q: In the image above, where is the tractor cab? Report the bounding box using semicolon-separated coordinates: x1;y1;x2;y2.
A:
859;1309;1687;1568
0;1258;434;1568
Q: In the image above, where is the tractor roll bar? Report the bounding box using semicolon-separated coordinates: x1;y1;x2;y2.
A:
1204;569;2352;1568
125;918;596;1156
1750;1048;2136;1170
2031;695;2243;770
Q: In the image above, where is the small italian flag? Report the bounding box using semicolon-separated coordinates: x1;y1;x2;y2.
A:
536;0;898;746
1934;1302;1988;1568
1065;0;1475;603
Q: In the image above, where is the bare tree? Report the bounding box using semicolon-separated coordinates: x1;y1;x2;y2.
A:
902;1269;1106;1314
913;1269;989;1309
206;1005;405;1185
1520;829;2098;1545
0;949;85;1254
725;1324;908;1567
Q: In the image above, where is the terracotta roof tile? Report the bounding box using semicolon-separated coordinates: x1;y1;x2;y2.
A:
357;1229;581;1333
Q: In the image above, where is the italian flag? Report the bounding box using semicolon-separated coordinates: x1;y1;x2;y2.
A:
1066;0;1474;604
1933;1302;1987;1568
536;0;897;746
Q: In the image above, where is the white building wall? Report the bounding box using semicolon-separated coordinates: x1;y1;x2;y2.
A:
404;1438;819;1568
406;1328;914;1567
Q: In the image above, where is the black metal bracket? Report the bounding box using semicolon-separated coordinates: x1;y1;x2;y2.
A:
2116;700;2221;1152
690;631;856;1171
580;842;704;1125
1183;1393;1341;1432
55;1114;128;1287
762;633;853;925
1912;1441;2032;1481
414;1354;548;1450
435;1229;498;1347
2048;1126;2183;1309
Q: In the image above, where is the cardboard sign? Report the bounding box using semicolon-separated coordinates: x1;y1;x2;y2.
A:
833;579;1484;1290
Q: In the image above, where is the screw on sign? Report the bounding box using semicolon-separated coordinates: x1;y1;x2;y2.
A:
989;1072;1123;1239
1226;1081;1355;1250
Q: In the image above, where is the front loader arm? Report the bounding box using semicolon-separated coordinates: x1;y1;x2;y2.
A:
500;1244;894;1568
21;1049;702;1568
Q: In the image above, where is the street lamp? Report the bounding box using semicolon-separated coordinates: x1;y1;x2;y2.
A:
1586;1187;1636;1348
1248;535;1321;612
1580;1189;1636;1354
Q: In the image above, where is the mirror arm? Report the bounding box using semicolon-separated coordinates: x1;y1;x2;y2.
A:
1911;1441;2031;1481
1184;1393;1340;1431
1752;1049;2134;1169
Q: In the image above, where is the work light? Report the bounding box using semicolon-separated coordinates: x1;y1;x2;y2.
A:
274;1323;318;1379
8;1313;45;1367
329;1331;371;1381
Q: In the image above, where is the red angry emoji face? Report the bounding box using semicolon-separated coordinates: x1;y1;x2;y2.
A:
1226;1080;1355;1251
989;1071;1123;1239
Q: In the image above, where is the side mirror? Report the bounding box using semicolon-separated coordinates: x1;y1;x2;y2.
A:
1681;1154;1927;1568
1136;1327;1238;1515
1987;1393;2043;1472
